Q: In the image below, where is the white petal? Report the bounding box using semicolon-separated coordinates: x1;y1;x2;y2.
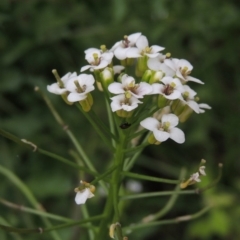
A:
151;83;165;94
169;127;185;143
147;57;161;71
47;83;67;95
113;65;125;74
136;35;148;50
67;92;87;102
153;129;170;142
187;76;204;84
151;45;165;53
128;32;142;45
187;100;199;113
75;189;89;205
108;82;125;94
126;47;141;58
162;114;179;127
164;90;181;100
81;65;91;72
140;117;159;131
114;47;129;60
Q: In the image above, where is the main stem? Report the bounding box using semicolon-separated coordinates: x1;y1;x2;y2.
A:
97;131;126;239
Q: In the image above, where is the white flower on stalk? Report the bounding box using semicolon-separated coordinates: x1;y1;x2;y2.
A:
110;94;142;112
164;58;204;84
180;85;200;113
140;114;185;143
198;103;211;113
108;74;152;98
74;181;95;205
135;35;165;58
152;76;183;100
111;32;142;60
81;48;113;72
47;72;77;94
66;74;95;102
147;54;175;77
189;172;201;182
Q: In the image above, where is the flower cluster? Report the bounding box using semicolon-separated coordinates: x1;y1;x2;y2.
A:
48;32;211;148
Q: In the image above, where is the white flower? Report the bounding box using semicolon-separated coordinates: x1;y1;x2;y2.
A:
147;54;175;76
108;74;152;98
47;72;77;94
180;85;200;113
199;166;206;176
75;188;94;205
135;35;164;58
152;76;183;100
198;103;211;113
189;172;201;182
66;74;95;102
140;114;185;143
164;58;204;84
110;94;142;112
111;32;142;60
81;48;113;72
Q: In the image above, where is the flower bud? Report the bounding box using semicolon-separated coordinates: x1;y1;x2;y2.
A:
136;56;148;77
178;105;193;122
158;95;170;108
100;67;114;89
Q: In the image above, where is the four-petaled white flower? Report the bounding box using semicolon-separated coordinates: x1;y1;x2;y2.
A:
108;74;152;98
140;114;185;143
81;48;113;72
180;85;200;113
164;58;204;84
66;74;95;102
75;188;94;205
135;35;165;58
110;94;142;112
189;172;201;182
111;32;142;60
152;76;183;100
47;72;77;94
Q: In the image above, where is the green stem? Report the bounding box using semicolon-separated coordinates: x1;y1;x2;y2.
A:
144;168;186;222
97;129;127;239
0;164;62;240
0;198;72;222
121;171;179;184
120;190;196;200
75;104;115;150
122;205;212;232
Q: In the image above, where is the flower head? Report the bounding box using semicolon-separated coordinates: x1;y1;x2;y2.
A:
81;48;113;72
152;77;183;100
108;74;152;98
135;35;164;58
111;33;142;60
66;74;95;102
74;181;95;205
164;58;204;84
110;94;142;112
140;114;185;144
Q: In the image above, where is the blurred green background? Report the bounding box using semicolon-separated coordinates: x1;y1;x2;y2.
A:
0;0;240;239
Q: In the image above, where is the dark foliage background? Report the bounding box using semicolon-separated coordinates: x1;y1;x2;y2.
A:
0;0;239;239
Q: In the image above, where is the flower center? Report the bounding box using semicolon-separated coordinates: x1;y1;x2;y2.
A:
74;81;86;93
122;35;131;48
180;66;191;77
163;83;175;95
